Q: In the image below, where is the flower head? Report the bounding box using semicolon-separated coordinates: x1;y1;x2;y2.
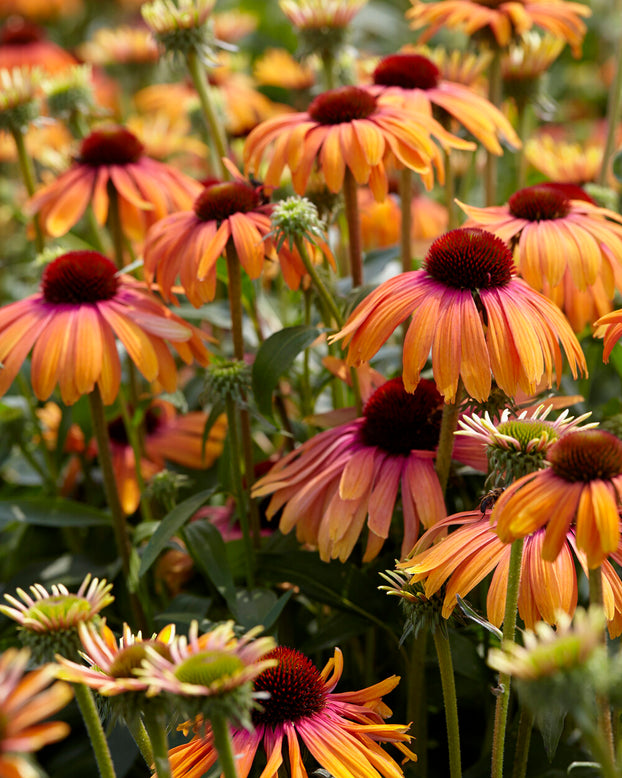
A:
406;0;591;57
0;250;211;405
44;64;95;121
458;183;622;331
399;509;622;636
78;25;160;66
502;31;564;101
136;620;276;726
457;403;596;485
0;66;41;133
244;84;472;200
167;645;415;778
525;132;603;185
0;17;77;74
27;124;201;242
253;376;477;561
370;52;520;154
332;227;586;403
493;429;622;567
0;574;113;661
141;0;217;63
0;648;73;778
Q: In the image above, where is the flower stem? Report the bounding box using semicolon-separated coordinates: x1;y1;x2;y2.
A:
185;49;229;181
515;99;531;190
143;710;171;778
491;537;525;778
511;707;533;778
435;381;463;495
598;1;622;186
127;716;154;767
342;167;364;287
211;714;239;778
589;566;615;765
294;235;343;327
224;241;261;548
87;386;146;630
73;683;117;778
399;167;413;272
432;629;462;778
11;126;44;252
485;47;503;207
408;629;429;778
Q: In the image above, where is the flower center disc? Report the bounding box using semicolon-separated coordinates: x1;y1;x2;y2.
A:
0;18;45;45
308;85;377;125
361;377;443;456
24;595;91;627
109;641;171;678
372;53;441;91
42;251;119;304
549;430;622;482
496;419;559;450
194;181;261;222
424;227;513;289
79;126;144;166
508;184;571;221
252;647;326;725
174;651;245;687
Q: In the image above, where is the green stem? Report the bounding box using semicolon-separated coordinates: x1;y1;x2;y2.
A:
589;566;615;765
73;683;117;778
321;50;336;91
11;126;44;252
511;707;533;778
211;714;239;778
433;630;462;778
598;3;622;186
127;717;154;767
485;47;503;207
224;241;261;548
491;537;525;778
294;236;343;327
185;50;229;180
445;149;458;230
408;630;429;778
225;393;255;588
87;387;146;630
399;167;413;273
107;187;125;270
342;167;364;288
117;388;154;524
143;710;171;778
581;725;620;778
515;99;531;190
435;381;463;496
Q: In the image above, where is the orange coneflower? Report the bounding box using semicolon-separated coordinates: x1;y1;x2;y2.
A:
525;131;604;185
105;399;227;515
244;84;473;200
27;124;201;242
398;510;622;636
143;165;327;306
165;645;415;778
0;250;211;406
253;48;315;91
492;429;622;568
459;183;622;331
0;16;77;73
332;227;586;403
253;377;478;562
0;648;73;778
368;52;520;155
407;0;591;57
77;24;160;67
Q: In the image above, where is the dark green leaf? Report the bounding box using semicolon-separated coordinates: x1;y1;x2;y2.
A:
0;498;111;529
138;489;215;578
252;325;319;417
234;587;293;631
181;520;238;614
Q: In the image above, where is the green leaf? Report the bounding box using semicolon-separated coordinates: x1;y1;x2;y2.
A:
252;325;319;417
181;520;238;615
0;498;111;529
138;489;215;578
234;587;293;631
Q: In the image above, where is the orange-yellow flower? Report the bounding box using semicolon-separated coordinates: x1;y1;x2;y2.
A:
594;307;622;362
0;250;211;405
492;430;622;568
0;648;73;778
244;84;473;200
253;48;315;91
144;167;327;306
459;183;622;331
27;124;201;242
77;24;160;66
332;228;586;403
166;645;415;778
399;509;622;636
0;17;77;73
407;0;591;57
369;52;521;154
525;132;604;185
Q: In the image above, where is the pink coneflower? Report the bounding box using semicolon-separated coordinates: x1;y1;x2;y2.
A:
253;376;476;561
0;250;211;405
166;645;415;778
332;227;586;403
